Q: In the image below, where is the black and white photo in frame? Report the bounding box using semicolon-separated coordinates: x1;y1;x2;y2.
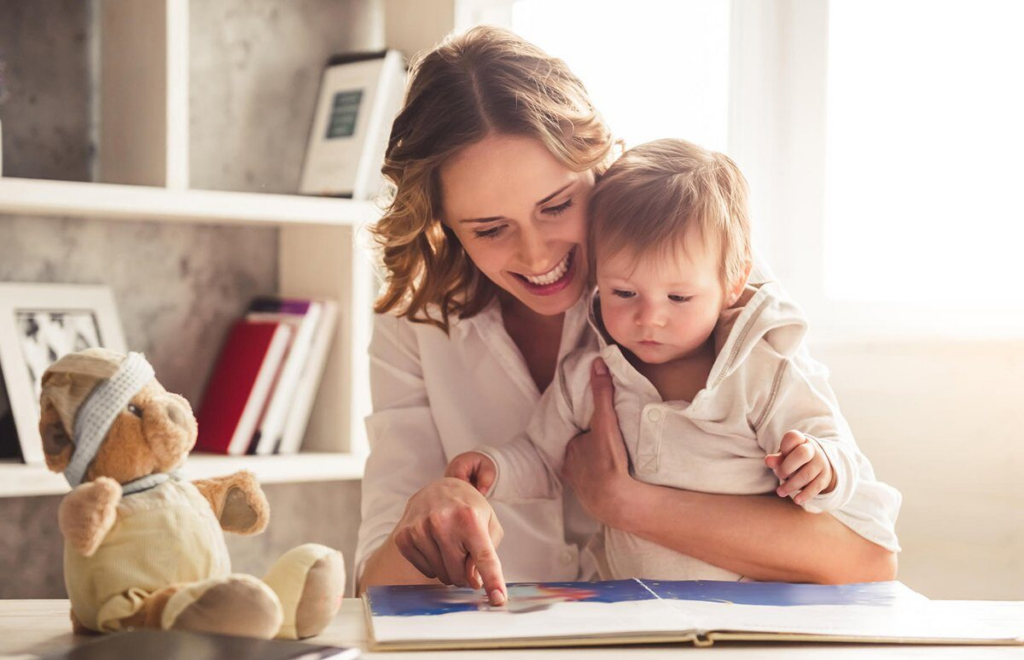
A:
0;283;126;463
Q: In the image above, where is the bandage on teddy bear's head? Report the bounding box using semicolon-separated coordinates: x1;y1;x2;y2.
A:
39;348;198;485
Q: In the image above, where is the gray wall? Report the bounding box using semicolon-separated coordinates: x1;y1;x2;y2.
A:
0;0;95;182
0;0;382;598
190;0;382;193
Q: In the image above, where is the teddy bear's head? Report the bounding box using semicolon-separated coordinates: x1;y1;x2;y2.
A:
39;348;197;486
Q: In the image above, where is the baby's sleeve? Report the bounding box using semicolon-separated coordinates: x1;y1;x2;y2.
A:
754;355;859;513
477;352;590;502
753;349;902;552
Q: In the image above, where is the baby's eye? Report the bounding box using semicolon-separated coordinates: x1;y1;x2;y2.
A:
668;295;693;303
611;289;636;299
127;404;143;418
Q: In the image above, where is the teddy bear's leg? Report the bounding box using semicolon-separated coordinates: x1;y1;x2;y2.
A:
262;544;345;640
160;574;283;639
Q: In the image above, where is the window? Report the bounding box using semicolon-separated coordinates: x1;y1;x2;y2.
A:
513;0;730;151
511;0;1024;336
824;0;1024;304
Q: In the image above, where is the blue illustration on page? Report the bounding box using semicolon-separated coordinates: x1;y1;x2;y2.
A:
367;580;915;617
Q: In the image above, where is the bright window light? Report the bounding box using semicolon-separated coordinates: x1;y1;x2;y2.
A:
824;0;1024;304
513;0;730;152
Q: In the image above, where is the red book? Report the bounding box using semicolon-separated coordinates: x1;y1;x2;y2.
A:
195;320;294;455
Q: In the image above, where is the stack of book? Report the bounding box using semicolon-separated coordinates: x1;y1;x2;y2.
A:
194;297;338;456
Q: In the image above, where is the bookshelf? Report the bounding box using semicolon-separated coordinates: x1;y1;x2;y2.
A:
0;453;368;498
0;178;378;227
0;0;383;492
0;0;517;496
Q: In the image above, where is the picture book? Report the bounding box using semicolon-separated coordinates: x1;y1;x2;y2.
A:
364;579;1024;651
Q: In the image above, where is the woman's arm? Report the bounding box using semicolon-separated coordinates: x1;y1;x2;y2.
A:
355;314;450;591
561;359;897;584
356;315;508;602
359;530;438;594
607;480;896;584
360;477;507;604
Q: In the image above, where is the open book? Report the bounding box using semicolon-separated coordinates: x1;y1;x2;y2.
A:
364;580;1024;651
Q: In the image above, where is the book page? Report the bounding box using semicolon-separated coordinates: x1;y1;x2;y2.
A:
648;581;1022;643
680;599;1024;643
367;579;1024;647
368;580;686;644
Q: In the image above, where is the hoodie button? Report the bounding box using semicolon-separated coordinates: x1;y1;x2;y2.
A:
647;408;662;422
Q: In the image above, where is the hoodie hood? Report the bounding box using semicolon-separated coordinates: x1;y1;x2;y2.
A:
707;281;808;389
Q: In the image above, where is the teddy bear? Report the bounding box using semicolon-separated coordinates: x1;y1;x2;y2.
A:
38;347;346;640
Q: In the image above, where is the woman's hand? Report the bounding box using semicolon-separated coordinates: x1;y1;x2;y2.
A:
561;358;636;526
561;363;895;585
391;477;508;605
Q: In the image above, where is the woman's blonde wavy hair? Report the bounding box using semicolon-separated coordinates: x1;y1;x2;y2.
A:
371;26;617;333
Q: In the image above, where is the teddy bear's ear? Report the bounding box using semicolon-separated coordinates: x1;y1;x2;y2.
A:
39;374;75;473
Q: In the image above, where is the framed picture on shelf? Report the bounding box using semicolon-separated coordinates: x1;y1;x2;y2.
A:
299;49;406;200
0;283;127;464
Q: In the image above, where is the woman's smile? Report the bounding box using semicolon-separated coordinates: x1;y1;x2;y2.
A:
511;246;578;296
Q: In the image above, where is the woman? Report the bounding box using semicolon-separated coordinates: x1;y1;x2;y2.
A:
355;26;896;603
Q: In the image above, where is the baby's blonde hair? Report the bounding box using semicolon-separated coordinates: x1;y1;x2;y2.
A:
588;138;751;289
371;26;617;333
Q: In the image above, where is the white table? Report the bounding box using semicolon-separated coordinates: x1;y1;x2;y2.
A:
3;599;1023;658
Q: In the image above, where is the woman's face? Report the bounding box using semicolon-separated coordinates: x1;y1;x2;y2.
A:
440;134;593;317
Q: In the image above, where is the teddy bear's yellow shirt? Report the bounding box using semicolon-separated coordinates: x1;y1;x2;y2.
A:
64;479;232;632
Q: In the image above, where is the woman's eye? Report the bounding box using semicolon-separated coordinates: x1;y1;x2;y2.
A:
612;289;636;299
474;225;506;239
542;198;574;216
127;404;143;418
669;295;693;303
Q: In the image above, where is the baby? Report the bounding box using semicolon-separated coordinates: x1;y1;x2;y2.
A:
447;139;901;581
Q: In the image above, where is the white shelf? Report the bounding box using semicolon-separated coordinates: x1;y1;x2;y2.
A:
0;177;380;227
0;452;366;498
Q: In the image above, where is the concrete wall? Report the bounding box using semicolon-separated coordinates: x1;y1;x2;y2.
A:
0;0;95;181
189;0;382;193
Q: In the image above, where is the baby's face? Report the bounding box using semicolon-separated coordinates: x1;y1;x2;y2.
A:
596;229;727;366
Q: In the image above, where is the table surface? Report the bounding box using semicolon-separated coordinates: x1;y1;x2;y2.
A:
3;599;1023;659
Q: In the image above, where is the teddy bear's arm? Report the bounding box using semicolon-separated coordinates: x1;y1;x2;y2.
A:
58;477;123;557
192;470;269;535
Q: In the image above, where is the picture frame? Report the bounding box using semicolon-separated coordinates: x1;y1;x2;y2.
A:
299;49;406;199
0;283;127;464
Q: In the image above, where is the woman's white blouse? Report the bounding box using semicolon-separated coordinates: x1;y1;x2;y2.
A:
354;295;600;584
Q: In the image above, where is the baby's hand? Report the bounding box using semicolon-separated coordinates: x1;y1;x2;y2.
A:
445;451;497;496
764;431;836;506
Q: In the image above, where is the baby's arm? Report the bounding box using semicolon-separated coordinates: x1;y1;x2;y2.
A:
446;356;589;501
445;450;498;495
765;430;835;506
755;359;859;513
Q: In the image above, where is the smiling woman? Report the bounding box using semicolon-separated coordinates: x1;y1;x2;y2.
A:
439;135;592;318
357;26;897;606
370;28;614;335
